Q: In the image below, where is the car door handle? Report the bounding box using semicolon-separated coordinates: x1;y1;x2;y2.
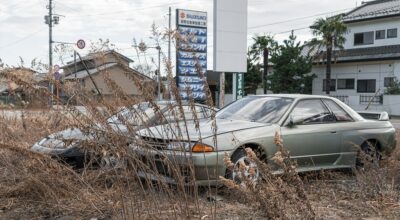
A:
330;131;337;134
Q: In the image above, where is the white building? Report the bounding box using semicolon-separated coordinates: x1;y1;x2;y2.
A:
312;0;400;110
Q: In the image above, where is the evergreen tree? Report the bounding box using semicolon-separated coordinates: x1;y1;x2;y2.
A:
268;32;314;94
245;56;262;94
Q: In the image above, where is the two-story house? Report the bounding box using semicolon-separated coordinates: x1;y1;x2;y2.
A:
61;50;156;100
312;0;400;107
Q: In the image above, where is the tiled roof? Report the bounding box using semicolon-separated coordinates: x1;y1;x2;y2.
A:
63;63;155;81
64;63;118;80
314;44;400;62
62;50;134;69
343;0;400;23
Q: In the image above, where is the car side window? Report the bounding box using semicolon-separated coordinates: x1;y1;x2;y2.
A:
182;106;204;120
289;99;335;125
323;99;353;122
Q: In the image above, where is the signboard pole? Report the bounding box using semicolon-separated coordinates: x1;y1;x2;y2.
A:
237;73;244;99
232;73;237;101
219;72;225;108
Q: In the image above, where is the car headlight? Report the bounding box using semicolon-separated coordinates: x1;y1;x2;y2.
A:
166;142;195;151
166;142;214;153
38;138;48;145
39;138;77;149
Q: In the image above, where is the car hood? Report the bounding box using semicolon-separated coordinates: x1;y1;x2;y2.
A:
137;118;268;140
45;122;130;142
48;128;89;141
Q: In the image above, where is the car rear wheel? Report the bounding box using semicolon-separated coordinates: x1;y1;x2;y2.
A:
226;148;260;186
356;140;381;168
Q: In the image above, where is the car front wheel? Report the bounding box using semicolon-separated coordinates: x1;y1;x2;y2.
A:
226;148;260;186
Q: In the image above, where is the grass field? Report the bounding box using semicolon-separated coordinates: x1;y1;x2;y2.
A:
0;109;398;219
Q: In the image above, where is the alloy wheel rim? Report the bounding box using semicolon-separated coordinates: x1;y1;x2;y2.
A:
232;156;259;185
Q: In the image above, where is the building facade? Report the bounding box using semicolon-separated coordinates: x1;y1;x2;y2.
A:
312;0;400;108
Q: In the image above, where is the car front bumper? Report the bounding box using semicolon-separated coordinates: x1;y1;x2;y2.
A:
131;146;228;186
32;143;83;158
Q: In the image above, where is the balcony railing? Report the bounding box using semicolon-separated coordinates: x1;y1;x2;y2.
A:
359;94;383;105
330;95;349;104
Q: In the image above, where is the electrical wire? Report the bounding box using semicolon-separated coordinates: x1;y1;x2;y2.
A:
64;1;192;18
248;7;353;30
0;28;45;50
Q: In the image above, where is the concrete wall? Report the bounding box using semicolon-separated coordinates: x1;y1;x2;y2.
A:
312;60;400;96
333;95;400;116
344;17;400;49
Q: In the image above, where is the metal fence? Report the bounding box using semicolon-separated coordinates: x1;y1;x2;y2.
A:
359;94;383;105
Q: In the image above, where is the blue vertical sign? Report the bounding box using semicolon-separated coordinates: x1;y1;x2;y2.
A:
176;9;207;101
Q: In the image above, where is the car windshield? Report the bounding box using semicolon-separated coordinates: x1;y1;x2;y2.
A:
107;103;162;125
216;96;294;124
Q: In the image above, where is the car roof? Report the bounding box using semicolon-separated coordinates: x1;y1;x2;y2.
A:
154;100;218;110
249;94;333;100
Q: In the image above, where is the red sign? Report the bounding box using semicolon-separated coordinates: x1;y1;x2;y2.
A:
54;64;60;72
76;39;86;49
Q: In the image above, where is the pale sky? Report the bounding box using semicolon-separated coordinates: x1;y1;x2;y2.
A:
0;0;359;74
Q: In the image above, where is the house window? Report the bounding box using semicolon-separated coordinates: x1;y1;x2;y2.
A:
387;28;398;38
323;79;336;92
354;32;374;45
384;77;396;87
337;79;355;89
376;30;385;40
357;79;376;93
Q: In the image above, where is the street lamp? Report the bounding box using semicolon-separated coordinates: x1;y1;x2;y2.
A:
133;41;162;101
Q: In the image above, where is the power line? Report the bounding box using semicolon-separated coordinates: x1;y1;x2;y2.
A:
0;28;45;49
248;7;352;30
65;1;189;18
274;26;311;35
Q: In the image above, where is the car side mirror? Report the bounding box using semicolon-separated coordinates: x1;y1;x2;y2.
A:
379;112;390;121
287;115;303;128
287;116;295;128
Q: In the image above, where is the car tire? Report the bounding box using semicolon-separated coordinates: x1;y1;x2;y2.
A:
226;147;260;186
356;140;381;168
100;155;127;169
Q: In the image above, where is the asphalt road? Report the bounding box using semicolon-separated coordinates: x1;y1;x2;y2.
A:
391;118;400;129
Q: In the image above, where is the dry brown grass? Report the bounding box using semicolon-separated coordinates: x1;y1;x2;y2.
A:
1;47;399;219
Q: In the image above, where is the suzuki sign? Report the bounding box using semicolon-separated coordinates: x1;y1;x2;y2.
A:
176;9;208;101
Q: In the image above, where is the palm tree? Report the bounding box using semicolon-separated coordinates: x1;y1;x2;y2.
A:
249;35;277;93
309;15;347;95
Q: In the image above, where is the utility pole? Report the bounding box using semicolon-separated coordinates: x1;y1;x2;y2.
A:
45;0;62;106
168;7;172;64
168;7;172;100
263;48;269;94
74;51;77;79
157;46;162;101
47;0;53;106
